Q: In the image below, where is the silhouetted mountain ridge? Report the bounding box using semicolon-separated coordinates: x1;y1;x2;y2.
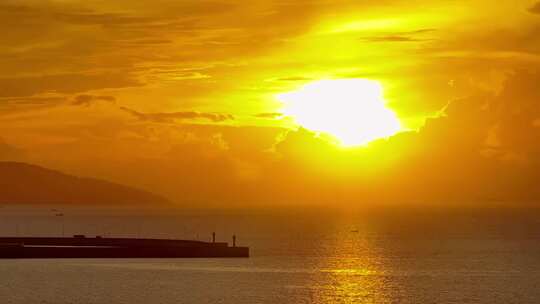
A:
0;162;169;205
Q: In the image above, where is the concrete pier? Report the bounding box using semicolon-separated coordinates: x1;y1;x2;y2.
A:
0;236;249;259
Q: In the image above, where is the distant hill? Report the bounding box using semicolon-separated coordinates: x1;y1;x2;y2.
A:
0;162;169;205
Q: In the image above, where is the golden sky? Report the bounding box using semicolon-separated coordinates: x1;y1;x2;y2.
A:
1;0;540;207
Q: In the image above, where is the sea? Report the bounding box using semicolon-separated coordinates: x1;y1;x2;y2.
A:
0;206;539;303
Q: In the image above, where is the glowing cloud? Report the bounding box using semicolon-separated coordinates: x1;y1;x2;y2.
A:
278;79;402;146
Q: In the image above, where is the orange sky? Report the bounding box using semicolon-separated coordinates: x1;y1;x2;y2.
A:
1;0;540;207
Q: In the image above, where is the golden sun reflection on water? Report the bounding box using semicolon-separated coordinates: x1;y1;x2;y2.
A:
308;228;392;303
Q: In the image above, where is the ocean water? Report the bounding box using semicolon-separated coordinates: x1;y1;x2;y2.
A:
1;207;539;303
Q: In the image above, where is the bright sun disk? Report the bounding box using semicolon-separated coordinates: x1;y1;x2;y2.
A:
278;79;402;147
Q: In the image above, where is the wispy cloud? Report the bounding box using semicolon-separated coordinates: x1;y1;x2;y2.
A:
360;28;436;43
0;73;140;98
255;112;283;119
72;95;116;106
529;1;540;14
120;107;234;123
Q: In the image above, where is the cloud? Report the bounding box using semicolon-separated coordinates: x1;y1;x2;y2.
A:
125;39;173;45
54;12;153;26
4;72;540;207
487;71;540;156
120;107;235;123
273;76;313;82
72;95;116;106
5;70;540;207
0;73;140;98
254;112;283;119
1;1;540;208
0;96;66;106
360;29;436;43
361;35;426;42
529;2;540;14
383;71;540;202
262;71;540;205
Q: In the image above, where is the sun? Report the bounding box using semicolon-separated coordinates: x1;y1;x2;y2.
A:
277;79;402;147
